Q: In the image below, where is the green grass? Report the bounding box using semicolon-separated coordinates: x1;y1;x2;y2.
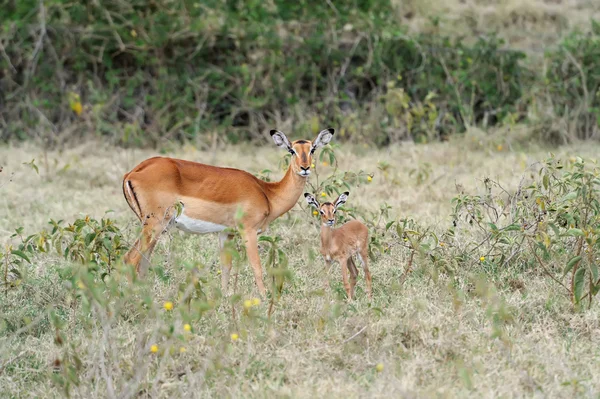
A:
1;137;600;397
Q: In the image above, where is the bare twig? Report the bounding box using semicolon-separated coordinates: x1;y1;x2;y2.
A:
527;240;569;292
304;325;368;354
28;0;47;79
399;249;415;287
0;40;17;73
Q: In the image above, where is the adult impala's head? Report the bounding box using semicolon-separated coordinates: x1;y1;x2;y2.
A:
305;191;349;227
270;128;335;177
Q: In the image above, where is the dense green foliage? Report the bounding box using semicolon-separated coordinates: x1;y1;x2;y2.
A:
0;1;598;146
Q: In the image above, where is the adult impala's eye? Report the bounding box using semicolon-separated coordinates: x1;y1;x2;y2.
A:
320;210;325;215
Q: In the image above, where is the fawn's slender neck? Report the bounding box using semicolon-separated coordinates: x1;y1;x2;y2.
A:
320;224;334;254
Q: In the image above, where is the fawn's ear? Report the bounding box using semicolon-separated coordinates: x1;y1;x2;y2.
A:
334;191;349;209
270;129;294;154
310;128;335;154
304;193;320;209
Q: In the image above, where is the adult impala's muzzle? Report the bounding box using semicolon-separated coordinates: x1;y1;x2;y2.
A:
299;166;311;177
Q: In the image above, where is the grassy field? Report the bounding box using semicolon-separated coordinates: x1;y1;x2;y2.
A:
1;135;600;398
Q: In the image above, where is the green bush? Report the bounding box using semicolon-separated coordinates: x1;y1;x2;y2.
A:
446;156;600;309
0;0;532;147
542;21;600;140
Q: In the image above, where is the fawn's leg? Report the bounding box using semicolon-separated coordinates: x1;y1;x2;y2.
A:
358;249;372;299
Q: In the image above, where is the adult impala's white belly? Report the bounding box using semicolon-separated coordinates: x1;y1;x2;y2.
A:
174;213;227;234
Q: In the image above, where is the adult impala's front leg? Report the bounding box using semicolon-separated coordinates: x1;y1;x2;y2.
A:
241;228;267;297
124;217;169;276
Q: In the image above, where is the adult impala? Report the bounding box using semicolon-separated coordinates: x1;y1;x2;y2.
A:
122;128;334;296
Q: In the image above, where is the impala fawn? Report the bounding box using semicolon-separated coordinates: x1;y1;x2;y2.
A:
304;191;372;299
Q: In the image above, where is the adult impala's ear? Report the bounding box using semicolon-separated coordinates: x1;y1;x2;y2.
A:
270;129;294;154
304;193;320;209
334;191;349;209
310;128;335;154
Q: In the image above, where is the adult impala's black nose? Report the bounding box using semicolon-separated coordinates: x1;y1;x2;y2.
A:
300;166;310;172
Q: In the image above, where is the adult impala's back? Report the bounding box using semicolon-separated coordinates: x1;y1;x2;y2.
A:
122;128;334;295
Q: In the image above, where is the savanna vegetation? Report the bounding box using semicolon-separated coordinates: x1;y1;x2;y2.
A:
1;0;600;397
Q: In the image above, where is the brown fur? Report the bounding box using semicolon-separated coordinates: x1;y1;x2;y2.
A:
122;129;334;296
306;193;372;299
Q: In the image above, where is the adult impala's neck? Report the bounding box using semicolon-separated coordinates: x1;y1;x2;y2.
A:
263;165;307;220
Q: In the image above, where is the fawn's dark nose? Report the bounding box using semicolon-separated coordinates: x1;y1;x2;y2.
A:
300;166;310;172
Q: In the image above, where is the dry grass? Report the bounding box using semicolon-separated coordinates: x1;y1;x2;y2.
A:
1;136;600;398
394;0;600;56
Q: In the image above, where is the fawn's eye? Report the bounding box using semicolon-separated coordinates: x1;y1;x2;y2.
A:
320;210;325;215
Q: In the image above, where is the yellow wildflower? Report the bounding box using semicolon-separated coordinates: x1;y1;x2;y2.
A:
252;298;261;306
68;92;82;116
244;299;252;309
183;324;191;332
480;256;485;262
376;363;384;372
150;345;158;353
230;333;239;341
164;301;173;311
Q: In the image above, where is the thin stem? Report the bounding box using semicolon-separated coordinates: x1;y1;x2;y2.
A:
528;240;570;292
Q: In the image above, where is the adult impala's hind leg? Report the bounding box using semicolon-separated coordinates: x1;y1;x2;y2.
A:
358;248;372;298
219;232;236;293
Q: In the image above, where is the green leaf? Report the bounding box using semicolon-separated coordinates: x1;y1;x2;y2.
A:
566;228;584;237
574;268;586;304
504;224;521;231
85;232;97;246
590;263;599;284
563;255;582;277
543;174;549;190
259;236;274;243
11;250;31;264
562;191;578;202
10;268;22;278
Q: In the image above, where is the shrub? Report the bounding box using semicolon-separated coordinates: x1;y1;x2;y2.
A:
448;155;600;309
539;20;600;141
0;0;531;147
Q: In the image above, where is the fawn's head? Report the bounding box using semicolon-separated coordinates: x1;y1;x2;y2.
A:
304;191;349;227
270;128;335;177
